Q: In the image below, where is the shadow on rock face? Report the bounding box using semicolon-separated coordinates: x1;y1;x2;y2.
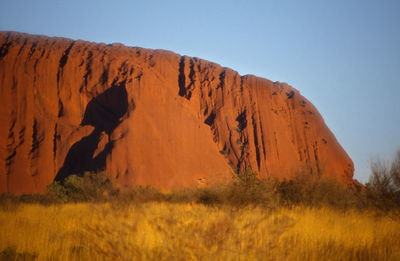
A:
81;81;129;134
54;81;129;182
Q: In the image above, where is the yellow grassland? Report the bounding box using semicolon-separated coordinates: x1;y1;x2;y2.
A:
1;203;400;260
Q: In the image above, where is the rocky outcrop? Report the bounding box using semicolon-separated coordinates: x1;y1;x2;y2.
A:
0;32;354;194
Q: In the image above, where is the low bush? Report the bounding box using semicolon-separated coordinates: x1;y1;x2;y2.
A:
47;171;115;203
223;170;276;207
2;151;400;214
276;174;360;210
0;169;369;210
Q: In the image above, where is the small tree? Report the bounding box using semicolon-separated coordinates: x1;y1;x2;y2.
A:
367;151;400;213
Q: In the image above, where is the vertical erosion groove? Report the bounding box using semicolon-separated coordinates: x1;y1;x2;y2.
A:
218;71;225;90
17;39;28;56
53;123;58;159
259;117;267;160
58;41;75;72
26;42;37;60
178;56;186;97
186;59;195;99
6;120;16;173
178;56;195;99
57;41;75;118
236;110;247;131
0;42;12;59
204;111;216;127
29;119;43;177
313;141;321;176
252;114;261;170
235;110;248;173
18;127;25;147
83;51;94;88
29;119;40;157
274;131;280;160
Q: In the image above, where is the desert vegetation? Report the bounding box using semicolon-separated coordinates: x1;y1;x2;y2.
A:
1;152;400;260
1;202;400;260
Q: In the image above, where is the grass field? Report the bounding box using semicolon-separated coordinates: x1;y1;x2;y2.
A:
1;202;400;261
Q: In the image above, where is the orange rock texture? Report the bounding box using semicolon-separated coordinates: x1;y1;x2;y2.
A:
0;32;354;194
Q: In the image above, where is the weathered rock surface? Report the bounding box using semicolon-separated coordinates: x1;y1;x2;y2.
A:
0;32;354;194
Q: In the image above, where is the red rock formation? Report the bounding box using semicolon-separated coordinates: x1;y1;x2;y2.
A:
0;32;354;194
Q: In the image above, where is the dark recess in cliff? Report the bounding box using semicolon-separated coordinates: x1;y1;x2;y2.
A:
55;82;129;182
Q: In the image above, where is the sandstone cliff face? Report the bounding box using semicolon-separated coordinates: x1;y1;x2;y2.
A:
0;32;354;194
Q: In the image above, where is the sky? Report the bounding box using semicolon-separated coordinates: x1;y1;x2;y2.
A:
1;0;399;183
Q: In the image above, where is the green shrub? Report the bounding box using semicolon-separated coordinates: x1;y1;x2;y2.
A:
196;187;223;205
275;171;360;210
225;170;276;207
46;181;68;203
46;171;115;203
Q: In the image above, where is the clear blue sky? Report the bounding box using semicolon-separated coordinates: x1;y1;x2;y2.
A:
1;0;399;183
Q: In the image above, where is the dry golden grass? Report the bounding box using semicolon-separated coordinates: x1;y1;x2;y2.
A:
1;203;400;260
